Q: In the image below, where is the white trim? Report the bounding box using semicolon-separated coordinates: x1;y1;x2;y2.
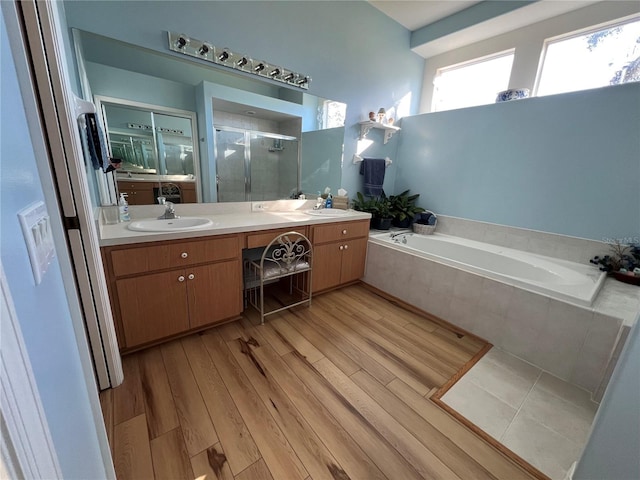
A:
0;264;62;479
435;47;516;75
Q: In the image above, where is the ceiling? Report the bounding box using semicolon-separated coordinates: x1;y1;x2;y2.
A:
369;0;482;31
369;0;599;58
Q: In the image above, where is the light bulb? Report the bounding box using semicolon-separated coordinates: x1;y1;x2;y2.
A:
175;34;190;49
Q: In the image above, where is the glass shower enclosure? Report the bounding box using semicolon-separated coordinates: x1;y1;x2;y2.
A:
215;126;299;202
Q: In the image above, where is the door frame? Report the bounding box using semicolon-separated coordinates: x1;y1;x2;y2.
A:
13;0;123;390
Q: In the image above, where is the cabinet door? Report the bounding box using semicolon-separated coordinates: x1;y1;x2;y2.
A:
187;260;242;328
116;270;189;348
312;242;344;293
340;238;368;284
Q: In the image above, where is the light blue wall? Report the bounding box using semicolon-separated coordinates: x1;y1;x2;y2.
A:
574;319;640;480
86;62;197;111
411;0;535;49
301;127;344;195
63;0;425;199
1;10;107;479
394;83;640;241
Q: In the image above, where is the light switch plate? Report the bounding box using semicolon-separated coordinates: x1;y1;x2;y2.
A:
17;201;56;285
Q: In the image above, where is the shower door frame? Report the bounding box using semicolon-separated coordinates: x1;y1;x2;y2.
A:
214;125;299;202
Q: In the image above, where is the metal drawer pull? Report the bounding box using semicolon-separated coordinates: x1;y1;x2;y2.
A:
188;274;195;280
342;229;347;235
181;252;188;258
178;275;185;282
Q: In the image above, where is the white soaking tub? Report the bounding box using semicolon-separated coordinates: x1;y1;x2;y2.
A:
369;232;605;307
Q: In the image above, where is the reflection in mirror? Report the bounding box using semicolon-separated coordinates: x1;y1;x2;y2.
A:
95;96;200;204
215;127;299;202
75;30;347;204
301;126;344;197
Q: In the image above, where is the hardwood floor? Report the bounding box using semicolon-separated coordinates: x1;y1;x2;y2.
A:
100;284;535;480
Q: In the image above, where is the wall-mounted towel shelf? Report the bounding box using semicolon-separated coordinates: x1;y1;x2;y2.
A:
352;155;392;167
358;121;400;144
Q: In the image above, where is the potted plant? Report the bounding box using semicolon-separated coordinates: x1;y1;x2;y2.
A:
372;194;393;230
390;190;425;228
353;192;393;230
590;241;640;285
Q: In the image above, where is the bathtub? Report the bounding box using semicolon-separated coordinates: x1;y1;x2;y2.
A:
369;232;606;307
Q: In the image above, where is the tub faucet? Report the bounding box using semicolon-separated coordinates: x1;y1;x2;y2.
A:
159;201;178;219
390;232;408;244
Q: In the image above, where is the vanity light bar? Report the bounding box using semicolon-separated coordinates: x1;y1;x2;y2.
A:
127;123;184;135
168;32;311;90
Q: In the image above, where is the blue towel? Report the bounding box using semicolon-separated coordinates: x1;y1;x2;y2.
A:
359;158;386;197
85;113;109;171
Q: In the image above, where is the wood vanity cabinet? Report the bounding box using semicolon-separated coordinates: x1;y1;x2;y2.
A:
117;180;197;204
311;220;369;293
102;234;242;351
116;181;157;205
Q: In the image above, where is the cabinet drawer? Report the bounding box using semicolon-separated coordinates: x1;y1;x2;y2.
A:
246;226;309;249
117;181;157;191
312;220;369;244
110;235;240;277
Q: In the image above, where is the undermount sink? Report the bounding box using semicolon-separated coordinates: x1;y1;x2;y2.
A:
127;217;216;232
305;209;351;217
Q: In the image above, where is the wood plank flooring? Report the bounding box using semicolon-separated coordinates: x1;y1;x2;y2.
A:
100;284;535;480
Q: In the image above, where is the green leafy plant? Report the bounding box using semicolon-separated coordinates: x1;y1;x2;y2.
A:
353;192;379;215
353;192;392;219
389;190;425;225
375;193;392;219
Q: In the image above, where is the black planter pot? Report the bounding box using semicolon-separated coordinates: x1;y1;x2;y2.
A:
392;217;412;229
371;217;393;230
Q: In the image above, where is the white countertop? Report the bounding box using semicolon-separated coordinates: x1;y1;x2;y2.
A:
98;201;371;246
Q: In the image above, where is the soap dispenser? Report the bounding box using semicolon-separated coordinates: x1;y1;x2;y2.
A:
118;193;130;222
325;195;333;209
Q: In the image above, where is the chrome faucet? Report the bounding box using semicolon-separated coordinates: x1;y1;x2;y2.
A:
159;201;178;219
390;232;408;243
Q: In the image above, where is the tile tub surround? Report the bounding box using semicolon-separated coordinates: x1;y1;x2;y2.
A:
363;240;627;395
435;215;626;267
441;348;598;480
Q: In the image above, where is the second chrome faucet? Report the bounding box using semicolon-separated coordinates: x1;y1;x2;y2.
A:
158;199;178;219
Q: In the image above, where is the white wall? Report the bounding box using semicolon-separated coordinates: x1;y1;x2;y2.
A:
419;1;640;112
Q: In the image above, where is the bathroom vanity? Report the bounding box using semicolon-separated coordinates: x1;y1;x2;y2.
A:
99;206;370;352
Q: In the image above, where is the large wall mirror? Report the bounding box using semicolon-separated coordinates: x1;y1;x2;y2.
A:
74;29;347;205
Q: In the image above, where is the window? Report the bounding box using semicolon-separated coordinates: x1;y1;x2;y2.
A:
320;100;347;129
432;50;515;112
536;16;640;96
